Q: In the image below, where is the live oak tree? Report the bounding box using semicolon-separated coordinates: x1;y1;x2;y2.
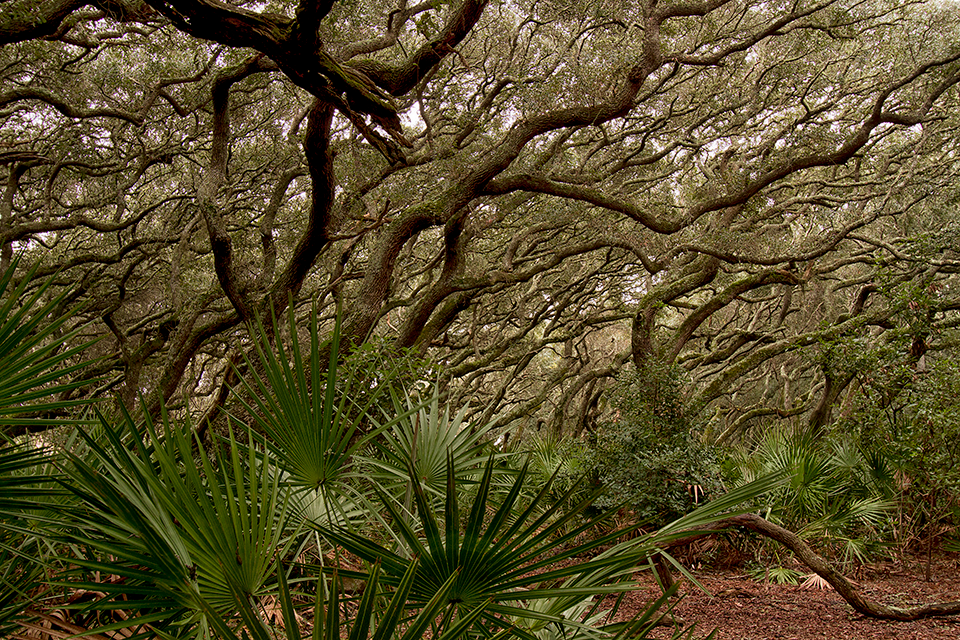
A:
1;0;960;443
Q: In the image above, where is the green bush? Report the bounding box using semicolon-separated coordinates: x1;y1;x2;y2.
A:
835;357;960;559
588;363;722;527
726;426;895;567
817;269;960;558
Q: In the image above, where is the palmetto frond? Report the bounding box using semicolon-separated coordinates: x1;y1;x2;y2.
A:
364;380;503;501
0;258;99;431
233;306;423;531
0;258;101;635
60;407;295;639
321;455;651;640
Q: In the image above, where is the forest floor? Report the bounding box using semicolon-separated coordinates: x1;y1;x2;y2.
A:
617;555;960;640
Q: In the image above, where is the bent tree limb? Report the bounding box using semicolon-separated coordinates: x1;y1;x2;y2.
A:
663;513;960;621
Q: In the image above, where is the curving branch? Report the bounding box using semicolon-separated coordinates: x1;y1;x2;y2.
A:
663;513;960;621
342;7;665;345
0;0;124;45
197;54;276;322
351;0;490;95
484;173;685;234
267;98;336;310
0;87;143;124
1;1;71;42
142;0;402;136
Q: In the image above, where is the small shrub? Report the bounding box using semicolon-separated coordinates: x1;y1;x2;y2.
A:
727;426;895;568
588;362;722;527
747;561;803;585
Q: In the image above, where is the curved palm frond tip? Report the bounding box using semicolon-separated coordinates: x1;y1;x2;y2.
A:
0;257;100;434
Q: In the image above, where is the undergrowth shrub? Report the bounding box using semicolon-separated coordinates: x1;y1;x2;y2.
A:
834;357;960;566
587;362;722;528
726;426;895;571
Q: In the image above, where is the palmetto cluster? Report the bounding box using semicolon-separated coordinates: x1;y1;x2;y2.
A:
0;260;781;640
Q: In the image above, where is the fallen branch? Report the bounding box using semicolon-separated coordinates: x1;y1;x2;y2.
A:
662;513;960;621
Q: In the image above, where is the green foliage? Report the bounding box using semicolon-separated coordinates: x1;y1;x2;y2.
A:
0;258;99;431
363;380;500;502
236;306;376;494
319;457;643;640
320;453;780;640
0;442;52;634
746;562;803;586
521;431;591;506
61;408;296;639
0;258;101;634
809;258;960;555
588;363;721;527
835;357;960;554
234;306;413;531
0;277;788;640
727;427;894;566
509;582;709;640
300;558;504;640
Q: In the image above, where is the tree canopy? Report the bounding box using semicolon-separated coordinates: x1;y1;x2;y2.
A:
2;0;960;441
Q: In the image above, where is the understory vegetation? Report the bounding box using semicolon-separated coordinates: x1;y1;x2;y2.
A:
0;265;776;640
2;260;959;639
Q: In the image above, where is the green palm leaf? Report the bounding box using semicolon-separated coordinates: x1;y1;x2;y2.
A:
322;453;785;640
59;406;295;639
0;258;101;635
364;381;501;500
319;456;647;639
233;305;425;531
209;556;499;640
0;258;100;430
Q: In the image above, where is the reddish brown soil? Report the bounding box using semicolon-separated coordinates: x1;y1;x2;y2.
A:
618;558;960;640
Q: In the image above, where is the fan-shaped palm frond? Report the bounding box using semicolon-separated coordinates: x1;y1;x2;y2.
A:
233;306;419;533
60;407;295;639
364;381;502;501
0;258;99;431
0;258;100;635
320;455;652;640
323;452;772;639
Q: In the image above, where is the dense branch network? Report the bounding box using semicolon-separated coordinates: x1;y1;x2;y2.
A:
0;0;959;443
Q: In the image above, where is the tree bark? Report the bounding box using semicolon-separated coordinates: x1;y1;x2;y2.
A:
660;513;960;621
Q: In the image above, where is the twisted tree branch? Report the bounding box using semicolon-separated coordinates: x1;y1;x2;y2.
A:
664;513;960;621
